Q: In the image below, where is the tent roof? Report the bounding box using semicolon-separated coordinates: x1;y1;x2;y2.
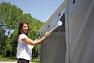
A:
39;0;68;35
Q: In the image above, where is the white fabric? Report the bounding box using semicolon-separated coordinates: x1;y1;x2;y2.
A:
65;0;94;63
16;34;33;60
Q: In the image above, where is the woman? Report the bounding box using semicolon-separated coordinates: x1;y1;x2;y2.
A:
16;21;51;63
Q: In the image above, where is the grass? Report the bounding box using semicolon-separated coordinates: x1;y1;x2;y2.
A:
0;55;39;63
32;58;39;63
0;55;16;61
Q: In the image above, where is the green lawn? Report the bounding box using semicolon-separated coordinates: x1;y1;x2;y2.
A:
0;55;39;63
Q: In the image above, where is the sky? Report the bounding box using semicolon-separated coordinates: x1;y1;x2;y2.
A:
0;0;64;22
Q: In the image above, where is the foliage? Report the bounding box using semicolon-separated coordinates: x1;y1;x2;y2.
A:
0;2;44;58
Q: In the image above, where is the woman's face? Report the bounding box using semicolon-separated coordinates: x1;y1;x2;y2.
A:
21;23;28;34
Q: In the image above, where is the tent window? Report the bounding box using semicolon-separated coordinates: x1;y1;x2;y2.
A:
54;13;65;32
73;0;75;4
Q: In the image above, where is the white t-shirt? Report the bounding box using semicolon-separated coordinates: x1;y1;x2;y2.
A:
16;34;34;60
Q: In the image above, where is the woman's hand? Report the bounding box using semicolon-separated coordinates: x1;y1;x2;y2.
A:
45;32;51;38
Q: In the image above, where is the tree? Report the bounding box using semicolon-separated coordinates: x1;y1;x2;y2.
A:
0;2;44;58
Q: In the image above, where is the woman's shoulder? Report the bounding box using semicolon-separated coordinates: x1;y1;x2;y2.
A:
19;34;27;38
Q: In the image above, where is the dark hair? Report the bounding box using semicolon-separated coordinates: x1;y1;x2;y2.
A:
18;21;29;35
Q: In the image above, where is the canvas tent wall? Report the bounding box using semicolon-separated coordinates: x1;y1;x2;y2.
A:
40;13;66;63
65;0;94;63
39;0;94;63
40;20;66;63
39;1;67;63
